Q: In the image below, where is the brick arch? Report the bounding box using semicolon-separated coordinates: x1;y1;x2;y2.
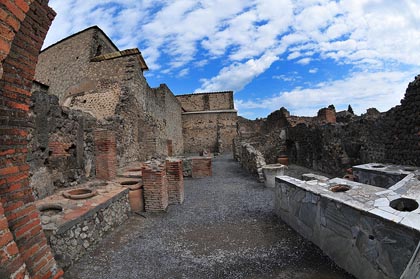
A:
0;1;63;278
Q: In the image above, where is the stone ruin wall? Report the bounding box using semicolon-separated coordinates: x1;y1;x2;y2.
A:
29;88;98;199
235;75;420;177
176;91;234;111
34;27;118;104
181;112;238;154
177;92;237;154
33;29;185;169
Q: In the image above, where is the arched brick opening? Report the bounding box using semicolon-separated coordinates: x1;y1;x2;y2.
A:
0;0;63;278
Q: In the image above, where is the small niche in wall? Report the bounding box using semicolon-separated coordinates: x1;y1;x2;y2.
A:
96;45;103;56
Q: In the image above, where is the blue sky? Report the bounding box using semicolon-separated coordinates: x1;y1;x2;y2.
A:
43;0;420;119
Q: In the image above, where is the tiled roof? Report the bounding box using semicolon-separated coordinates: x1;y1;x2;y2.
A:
90;48;149;71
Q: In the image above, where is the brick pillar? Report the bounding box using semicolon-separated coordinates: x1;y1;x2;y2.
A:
0;1;63;278
166;159;184;205
192;157;212;178
142;163;168;212
0;202;28;278
94;129;117;180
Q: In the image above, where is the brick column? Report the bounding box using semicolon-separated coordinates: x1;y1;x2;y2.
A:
142;163;168;212
0;202;28;278
192;157;212;178
94;129;117;180
0;1;63;278
166;159;184;205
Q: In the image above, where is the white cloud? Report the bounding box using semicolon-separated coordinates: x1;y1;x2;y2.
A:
178;68;189;78
309;68;318;74
196;53;279;92
297;57;311;65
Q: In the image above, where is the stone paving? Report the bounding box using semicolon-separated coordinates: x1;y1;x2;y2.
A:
64;155;353;278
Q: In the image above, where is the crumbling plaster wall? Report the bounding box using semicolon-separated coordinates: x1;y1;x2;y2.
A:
29;90;97;198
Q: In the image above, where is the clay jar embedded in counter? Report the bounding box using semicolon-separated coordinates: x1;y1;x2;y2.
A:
120;180;144;212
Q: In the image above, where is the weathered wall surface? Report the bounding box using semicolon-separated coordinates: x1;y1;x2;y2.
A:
176;91;234;111
0;0;63;277
182;111;237;154
29;90;97;198
177;92;237;154
234;75;420;177
34;27;118;104
34;28;184;166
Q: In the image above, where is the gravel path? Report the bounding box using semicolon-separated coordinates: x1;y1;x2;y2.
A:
65;154;354;279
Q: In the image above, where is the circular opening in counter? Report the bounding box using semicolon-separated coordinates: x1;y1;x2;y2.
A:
120;180;141;190
63;188;97;200
329;184;351;193
37;204;63;216
372;164;385;168
390;198;419;212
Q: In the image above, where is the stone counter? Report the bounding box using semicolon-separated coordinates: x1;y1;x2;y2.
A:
353;163;419;188
275;175;420;279
35;180;130;269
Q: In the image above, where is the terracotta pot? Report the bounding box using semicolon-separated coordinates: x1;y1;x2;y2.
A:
128;187;144;212
277;156;289;166
120;181;145;212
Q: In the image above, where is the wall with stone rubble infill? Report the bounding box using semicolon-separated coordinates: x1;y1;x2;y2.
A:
47;192;129;269
235;142;266;182
29;89;98;198
234;75;420;177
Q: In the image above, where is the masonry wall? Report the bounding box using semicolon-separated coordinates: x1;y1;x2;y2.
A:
34;30;184;166
182;111;237;154
34;27;118;104
29;90;97;198
176;91;234;112
0;0;63;278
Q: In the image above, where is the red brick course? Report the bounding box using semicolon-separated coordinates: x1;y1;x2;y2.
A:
94;129;117;180
192;157;212;178
166;159;184;205
142;163;168;212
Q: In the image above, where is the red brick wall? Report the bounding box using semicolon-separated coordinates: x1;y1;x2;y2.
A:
0;202;27;278
166;159;184;205
192;157;212;178
94;129;117;180
0;1;63;278
317;108;336;123
48;141;72;157
142;163;168;212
